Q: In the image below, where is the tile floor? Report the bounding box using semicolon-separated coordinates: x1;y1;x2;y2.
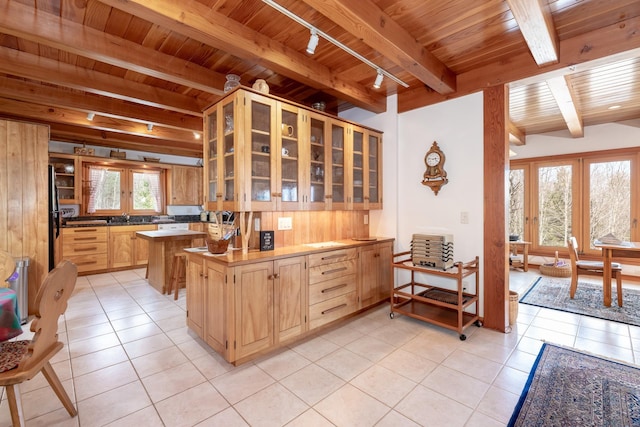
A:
1;268;639;426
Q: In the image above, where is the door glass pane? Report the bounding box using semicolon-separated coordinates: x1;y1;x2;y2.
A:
251;100;271;202
352;130;363;203
368;134;379;203
589;160;631;246
208;111;218;202
310;117;325;203
223;102;235;202
509;168;525;239
538;165;572;246
280;109;298;202
332;124;345;203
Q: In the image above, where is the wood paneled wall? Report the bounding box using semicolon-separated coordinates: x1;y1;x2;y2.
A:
0;119;50;315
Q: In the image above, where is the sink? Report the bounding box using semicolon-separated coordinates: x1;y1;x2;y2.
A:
304;241;346;249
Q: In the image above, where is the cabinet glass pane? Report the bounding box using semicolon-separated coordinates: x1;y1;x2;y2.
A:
207;111;218;202
368;134;379;203
281;109;298;202
251;100;272;202
51;157;76;201
310;118;325;203
332;124;345;203
223;103;235;202
353;130;364;203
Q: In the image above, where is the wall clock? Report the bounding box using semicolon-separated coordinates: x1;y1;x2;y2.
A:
422;141;448;195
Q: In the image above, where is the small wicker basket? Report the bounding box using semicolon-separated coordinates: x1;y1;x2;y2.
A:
206;238;229;254
539;264;571;277
509;290;519;325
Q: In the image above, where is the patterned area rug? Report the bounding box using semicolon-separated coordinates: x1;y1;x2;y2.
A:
519;277;640;326
508;344;640;426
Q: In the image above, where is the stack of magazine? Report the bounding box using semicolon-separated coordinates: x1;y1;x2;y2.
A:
595;233;623;245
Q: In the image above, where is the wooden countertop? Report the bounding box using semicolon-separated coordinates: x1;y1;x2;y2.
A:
136;230;207;241
185;237;395;266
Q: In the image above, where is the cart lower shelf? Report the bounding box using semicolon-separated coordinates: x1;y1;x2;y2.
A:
390;298;479;340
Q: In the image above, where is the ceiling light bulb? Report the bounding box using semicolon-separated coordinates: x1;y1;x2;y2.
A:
87;112;95;121
147;123;154;131
373;69;384;89
193;132;201;139
306;28;319;55
608;105;621;110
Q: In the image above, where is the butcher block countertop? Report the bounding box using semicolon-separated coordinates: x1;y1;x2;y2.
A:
136;230;207;241
185;237;395;267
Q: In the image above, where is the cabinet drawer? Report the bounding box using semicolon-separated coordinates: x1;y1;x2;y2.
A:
309;259;356;284
309;274;356;305
309;291;357;330
308;248;357;268
62;227;107;242
62;242;108;256
67;255;108;273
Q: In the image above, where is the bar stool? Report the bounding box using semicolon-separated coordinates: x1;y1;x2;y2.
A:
167;253;187;300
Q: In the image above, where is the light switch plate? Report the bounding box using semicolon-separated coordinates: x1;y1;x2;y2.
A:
278;217;292;230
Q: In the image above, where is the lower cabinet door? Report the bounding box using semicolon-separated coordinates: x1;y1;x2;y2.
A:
186;256;204;337
274;256;307;343
205;261;229;357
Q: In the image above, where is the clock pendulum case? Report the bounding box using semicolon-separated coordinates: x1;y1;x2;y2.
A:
421;141;448;195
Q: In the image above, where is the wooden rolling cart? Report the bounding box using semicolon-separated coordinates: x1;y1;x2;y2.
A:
390;252;481;340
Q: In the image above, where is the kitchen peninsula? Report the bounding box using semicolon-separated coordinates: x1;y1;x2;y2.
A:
137;230;207;294
185;237;393;365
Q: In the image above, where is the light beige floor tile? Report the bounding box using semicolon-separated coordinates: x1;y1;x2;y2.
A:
465;411;507;427
350;365;417;407
234;383;309;427
279;363;344;405
105;306;146;322
18;378;74;422
70;345;129;377
574;336;635;364
104;406;164;427
77;381;152;427
378;348;438;382
122;333;175;359
514;336;544;356
210;364;275;404
155;382;229;427
177;337;215;360
115;322;164;343
19;359;71;394
475;385;520;424
289;336;339;361
375;410;421;427
505;349;539;373
321;324;364;346
196;407;249;426
535;307;582;325
315;384;390;426
66;322;114;343
493;365;530;395
67;332;121;359
285;408;333;427
140;361;207;403
21;407;79;427
154;313;188;332
65;313;110;330
191;352;233;380
146;305;184;321
401;334;457;364
530;316;579;336
74;360;138;401
443;348;503;383
255;348;311;380
422;365;490;408
165;325;196;345
395;384;473;427
344;335;396;362
522;325;575;347
110;313;153;331
366;322;421;347
315;347;373;381
130;346;189;378
461;339;514;364
577;325;632;348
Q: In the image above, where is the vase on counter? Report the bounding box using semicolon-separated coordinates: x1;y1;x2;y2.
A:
224;74;240;93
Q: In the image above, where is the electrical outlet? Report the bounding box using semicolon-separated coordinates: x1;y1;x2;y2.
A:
254;217;260;231
278;217;292;230
460;211;469;224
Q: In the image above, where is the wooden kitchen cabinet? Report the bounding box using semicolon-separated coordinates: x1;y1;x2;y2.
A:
274;256;307;342
186;254;205;338
169;165;202;205
50;153;80;204
359;241;393;308
62;227;108;273
108;224;156;269
203;87;383;211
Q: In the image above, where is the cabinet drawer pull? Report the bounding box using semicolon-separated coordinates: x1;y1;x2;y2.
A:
73;228;99;233
321;254;343;261
321;304;347;315
75;260;97;266
322;266;347;275
75;247;98;252
321;283;347;293
74;237;98;241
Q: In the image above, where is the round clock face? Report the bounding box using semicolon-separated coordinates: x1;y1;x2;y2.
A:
426;152;441;167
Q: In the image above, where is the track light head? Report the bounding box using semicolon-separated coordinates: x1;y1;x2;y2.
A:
87;112;95;121
306;28;319;55
147;123;154;131
373;69;384;89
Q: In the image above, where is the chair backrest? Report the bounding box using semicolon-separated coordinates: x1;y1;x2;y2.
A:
567;236;580;265
20;260;77;371
0;250;15;288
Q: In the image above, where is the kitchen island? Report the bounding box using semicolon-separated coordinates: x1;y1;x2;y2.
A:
136;230;207;294
185;237;394;365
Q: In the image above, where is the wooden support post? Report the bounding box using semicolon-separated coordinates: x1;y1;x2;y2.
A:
239;211;253;255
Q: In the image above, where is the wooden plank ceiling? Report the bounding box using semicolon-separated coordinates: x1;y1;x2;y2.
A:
0;0;639;157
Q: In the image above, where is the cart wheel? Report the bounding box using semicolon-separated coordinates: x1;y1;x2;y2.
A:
474;320;483;327
459;334;467;341
389;312;395;319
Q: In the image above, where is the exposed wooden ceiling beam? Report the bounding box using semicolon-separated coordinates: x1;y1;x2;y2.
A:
98;0;387;113
0;1;227;95
0;46;206;115
398;14;640;112
299;0;456;94
506;0;559;66
0;98;198;144
0;76;202;133
508;122;526;145
545;75;584;137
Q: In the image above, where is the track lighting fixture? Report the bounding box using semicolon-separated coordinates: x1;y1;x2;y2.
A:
147;123;153;131
87;112;95;121
306;28;319;55
373;69;384;89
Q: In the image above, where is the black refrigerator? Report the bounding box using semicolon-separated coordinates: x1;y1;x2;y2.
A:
48;165;61;271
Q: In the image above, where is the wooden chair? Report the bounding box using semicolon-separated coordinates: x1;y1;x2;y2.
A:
0;250;15;288
0;260;78;426
568;236;623;306
167;253;187;300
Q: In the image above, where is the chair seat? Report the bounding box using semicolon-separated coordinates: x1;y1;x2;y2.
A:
576;260;622;270
0;341;28;373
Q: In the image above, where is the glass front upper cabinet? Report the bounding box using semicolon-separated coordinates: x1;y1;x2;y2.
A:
330;122;347;210
368;131;382;209
308;113;330;210
351;127;365;209
205;105;219;209
278;103;303;211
